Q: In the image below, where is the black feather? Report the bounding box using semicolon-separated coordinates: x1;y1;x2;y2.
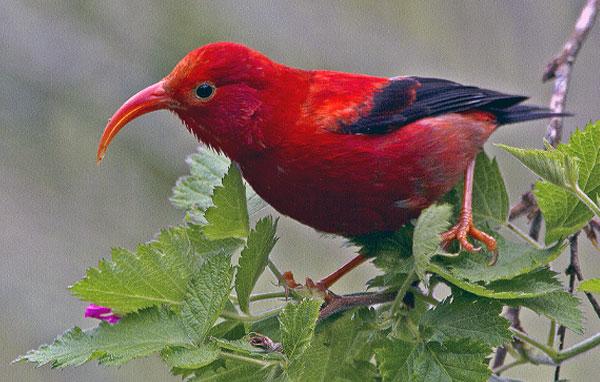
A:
338;76;568;135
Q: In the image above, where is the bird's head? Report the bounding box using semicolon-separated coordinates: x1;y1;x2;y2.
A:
97;42;287;163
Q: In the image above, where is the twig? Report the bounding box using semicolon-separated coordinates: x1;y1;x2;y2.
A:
583;217;600;249
555;234;579;380
319;290;396;320
317;286;435;321
543;0;598;146
509;190;538;221
566;233;600;318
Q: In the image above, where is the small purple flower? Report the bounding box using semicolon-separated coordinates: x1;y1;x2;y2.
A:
84;304;121;324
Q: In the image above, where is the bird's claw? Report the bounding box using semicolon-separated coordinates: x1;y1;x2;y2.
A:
441;215;498;265
280;271;334;301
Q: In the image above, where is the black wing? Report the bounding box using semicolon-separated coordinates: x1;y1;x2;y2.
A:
338;76;559;135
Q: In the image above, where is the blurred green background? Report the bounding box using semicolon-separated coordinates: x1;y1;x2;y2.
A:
2;1;600;381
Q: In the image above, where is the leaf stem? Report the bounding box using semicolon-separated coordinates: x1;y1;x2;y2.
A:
506;222;544;249
573;184;600;218
548;320;557;348
510;328;558;359
218;350;280;368
492;358;527;375
230;291;288;304
510;327;600;364
556;331;600;362
220;307;283;322
267;259;284;283
391;270;417;314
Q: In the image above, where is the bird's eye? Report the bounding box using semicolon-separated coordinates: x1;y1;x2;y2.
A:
195;82;215;100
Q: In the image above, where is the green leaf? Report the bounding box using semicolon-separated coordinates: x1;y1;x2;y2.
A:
433;237;565;283
189;361;278;382
170;147;230;219
235;217;279;313
211;337;285;361
411;340;491;382
16;308;193;368
506;291;583;333
428;264;562;299
497;144;579;189
375;339;417;382
419;292;511;347
279;299;322;362
470;151;509;227
161;345;219;369
578;278;600;293
376;339;491;382
70;226;199;314
204;164;250;240
413;204;452;280
291;310;379;381
362;227;415;289
181;255;234;343
534;122;600;243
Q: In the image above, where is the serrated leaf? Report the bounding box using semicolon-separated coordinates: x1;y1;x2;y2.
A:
497;144;578;189
70;226;240;314
419;292;511;347
470;151;509;227
578;278;600;293
291;310;379;381
203;164;250;240
170;147;230;215
211;337;284;361
534;122;600;243
161;345;219;369
428;264;562;299
182;255;234;343
375;339;418;381
411;340;491;382
70;227;198;314
433;236;565;283
235;217;279;313
413;204;452;280
376;338;491;382
506;291;583;333
361;227;415;289
16;308;193;368
190;360;277;382
279;299;321;362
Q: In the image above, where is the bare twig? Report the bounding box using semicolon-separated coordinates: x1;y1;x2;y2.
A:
509;190;539;221
583;217;600;249
318;291;396;320
554;234;579;381
543;0;599;146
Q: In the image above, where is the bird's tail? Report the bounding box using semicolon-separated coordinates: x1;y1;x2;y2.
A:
492;104;572;125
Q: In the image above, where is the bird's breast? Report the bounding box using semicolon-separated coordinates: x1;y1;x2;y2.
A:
238;113;495;236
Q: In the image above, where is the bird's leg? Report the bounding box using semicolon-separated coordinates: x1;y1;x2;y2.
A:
440;158;499;265
281;254;368;301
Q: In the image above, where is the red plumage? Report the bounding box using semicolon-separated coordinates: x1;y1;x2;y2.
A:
98;42;561;261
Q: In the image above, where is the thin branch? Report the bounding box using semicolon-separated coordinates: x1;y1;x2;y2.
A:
555;234;579;380
509;190;538;221
319;290;396;320
583;217;600;249
543;0;598;146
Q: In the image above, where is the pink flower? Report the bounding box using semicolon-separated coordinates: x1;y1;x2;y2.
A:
84;304;121;324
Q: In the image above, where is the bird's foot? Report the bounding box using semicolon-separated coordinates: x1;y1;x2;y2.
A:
440;211;498;265
281;272;337;302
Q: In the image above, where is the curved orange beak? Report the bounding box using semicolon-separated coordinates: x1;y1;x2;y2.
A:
97;81;174;163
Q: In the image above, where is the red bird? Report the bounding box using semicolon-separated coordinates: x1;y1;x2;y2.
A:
98;42;561;290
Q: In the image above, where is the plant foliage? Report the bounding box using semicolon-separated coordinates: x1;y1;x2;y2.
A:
17;122;600;381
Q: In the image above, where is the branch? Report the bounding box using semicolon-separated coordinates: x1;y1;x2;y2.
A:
555;234;579;380
543;0;599;146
